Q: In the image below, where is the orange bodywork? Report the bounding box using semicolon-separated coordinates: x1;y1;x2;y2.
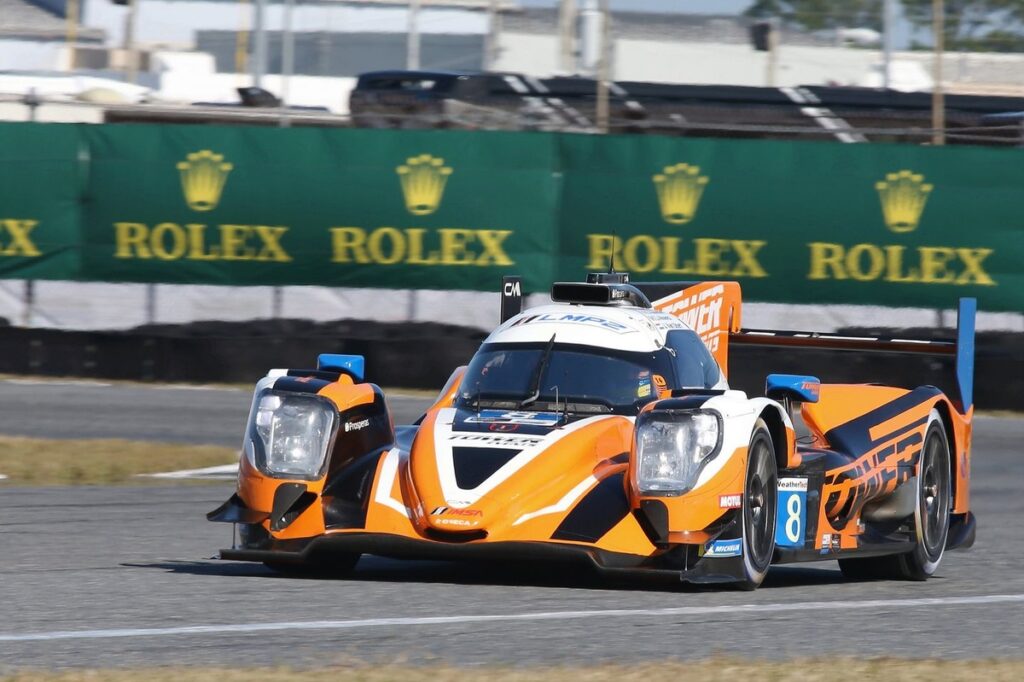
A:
217;285;975;578
802;384;973;550
229;373;972;564
630;445;747;536
236;377;380;542
232;378;752;560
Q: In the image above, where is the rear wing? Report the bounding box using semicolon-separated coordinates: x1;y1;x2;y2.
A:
730;298;977;414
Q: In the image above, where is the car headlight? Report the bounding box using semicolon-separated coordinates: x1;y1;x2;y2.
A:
245;391;337;479
635;410;722;496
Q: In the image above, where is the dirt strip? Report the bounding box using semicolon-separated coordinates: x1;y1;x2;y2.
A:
3;660;1024;682
0;435;236;485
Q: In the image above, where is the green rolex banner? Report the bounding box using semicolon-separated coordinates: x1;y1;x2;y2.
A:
0;123;83;279
77;125;559;289
0;122;1021;312
554;133;1023;311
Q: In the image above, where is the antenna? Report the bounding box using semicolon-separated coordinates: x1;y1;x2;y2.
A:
586;233;629;285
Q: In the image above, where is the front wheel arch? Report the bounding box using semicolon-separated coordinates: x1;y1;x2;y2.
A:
757;405;791;473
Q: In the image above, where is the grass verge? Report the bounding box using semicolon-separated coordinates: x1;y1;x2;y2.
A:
3;661;1023;682
0;435;236;485
0;374;443;398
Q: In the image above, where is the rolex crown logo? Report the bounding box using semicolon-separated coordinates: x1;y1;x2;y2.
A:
177;150;233;212
875;169;932;233
652;163;709;225
396;154;453;216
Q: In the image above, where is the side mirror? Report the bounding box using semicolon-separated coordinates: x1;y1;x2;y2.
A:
766;374;820;404
318;354;365;382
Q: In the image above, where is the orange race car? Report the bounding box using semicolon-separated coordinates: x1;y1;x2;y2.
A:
209;272;977;589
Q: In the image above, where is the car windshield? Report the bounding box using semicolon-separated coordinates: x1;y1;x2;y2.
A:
455;342;676;415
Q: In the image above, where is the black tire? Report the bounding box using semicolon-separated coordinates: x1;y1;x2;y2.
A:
264;552;361;578
737;419;778;590
839;409;951;581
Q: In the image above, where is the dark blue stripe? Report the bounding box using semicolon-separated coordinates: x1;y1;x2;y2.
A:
824;386;940;456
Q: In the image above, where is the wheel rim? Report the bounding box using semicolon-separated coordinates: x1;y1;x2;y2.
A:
919;430;950;559
745;438;777;569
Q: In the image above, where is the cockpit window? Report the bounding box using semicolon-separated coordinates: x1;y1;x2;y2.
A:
456;342;675;415
665;329;726;389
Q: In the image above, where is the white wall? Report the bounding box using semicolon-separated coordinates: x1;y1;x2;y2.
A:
614;41;884;87
1;280;1020;332
496;32;1024;90
0;101;104;122
493;33;559;76
494;33;889;87
83;0;488;49
0;40;63;71
157;71;356;111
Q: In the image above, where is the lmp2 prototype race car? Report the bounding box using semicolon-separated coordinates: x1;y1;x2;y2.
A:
209;272;977;589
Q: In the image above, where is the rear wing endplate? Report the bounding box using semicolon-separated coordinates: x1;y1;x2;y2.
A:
729;298;976;413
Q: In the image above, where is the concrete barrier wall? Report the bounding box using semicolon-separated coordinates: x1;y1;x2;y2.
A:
0;321;1020;410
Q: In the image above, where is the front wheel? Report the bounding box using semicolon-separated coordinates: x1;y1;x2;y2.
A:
737;419;778;590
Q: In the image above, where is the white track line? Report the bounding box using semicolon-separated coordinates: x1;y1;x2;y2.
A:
140;463;239;480
2;593;1021;644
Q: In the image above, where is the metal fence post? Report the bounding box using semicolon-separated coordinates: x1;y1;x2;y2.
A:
22;281;35;327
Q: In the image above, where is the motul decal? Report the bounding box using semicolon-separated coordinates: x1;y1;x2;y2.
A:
718;494;742;509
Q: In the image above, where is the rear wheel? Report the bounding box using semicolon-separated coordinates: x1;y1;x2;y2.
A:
839;409;951;581
738;419;778;590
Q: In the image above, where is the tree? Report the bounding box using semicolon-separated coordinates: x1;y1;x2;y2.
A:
747;0;1024;52
901;0;1024;52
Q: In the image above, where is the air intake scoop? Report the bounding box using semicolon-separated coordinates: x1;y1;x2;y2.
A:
550;282;652;308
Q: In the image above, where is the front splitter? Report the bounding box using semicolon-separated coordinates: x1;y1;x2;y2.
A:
220;531;746;584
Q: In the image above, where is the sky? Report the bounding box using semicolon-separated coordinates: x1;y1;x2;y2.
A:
518;0;755;13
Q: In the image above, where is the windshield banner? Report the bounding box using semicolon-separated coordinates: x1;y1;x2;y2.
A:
0;122;1020;311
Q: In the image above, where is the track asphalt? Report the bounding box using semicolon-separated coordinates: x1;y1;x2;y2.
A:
0;380;1021;668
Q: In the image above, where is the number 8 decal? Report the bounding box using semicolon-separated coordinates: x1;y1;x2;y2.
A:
775;478;808;548
785;494;802;543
